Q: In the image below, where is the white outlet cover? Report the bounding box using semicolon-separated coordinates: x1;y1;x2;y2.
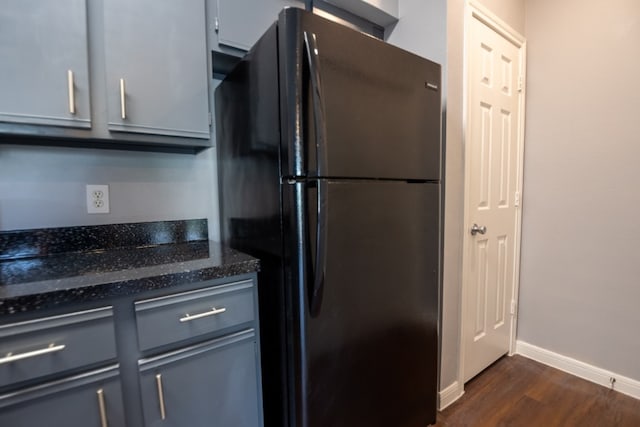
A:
86;184;110;214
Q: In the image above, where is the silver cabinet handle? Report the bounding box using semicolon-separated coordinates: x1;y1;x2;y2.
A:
97;389;109;427
0;343;65;365
119;78;126;119
470;224;487;236
179;307;226;323
156;374;166;420
67;70;76;115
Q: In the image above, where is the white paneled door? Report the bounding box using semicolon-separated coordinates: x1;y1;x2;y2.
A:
462;6;526;383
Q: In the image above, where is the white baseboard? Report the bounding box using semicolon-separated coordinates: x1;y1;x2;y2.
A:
438;380;464;410
516;340;640;400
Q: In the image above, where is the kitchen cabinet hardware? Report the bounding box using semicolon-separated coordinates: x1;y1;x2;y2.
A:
119;78;126;120
179;307;227;323
97;389;109;427
0;343;66;365
67;70;76;115
156;374;167;420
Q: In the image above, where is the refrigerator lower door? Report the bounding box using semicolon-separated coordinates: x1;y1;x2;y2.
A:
288;179;440;427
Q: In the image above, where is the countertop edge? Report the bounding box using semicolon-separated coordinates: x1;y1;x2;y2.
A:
0;250;260;317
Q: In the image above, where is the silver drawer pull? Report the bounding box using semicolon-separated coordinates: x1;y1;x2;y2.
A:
67;70;76;115
97;389;109;427
156;374;166;420
119;78;127;119
179;307;226;323
0;343;66;365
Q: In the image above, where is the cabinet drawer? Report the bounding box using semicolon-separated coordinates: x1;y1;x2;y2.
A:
135;279;255;352
0;307;117;388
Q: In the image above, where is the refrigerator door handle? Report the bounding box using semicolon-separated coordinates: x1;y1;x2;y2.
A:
303;31;328;176
307;180;328;317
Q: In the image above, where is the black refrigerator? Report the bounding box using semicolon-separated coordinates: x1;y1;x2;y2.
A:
216;7;441;427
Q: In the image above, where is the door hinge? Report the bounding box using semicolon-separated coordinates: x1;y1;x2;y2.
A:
517;75;524;92
208;112;213;126
214;17;219;33
510;300;517;315
514;191;520;207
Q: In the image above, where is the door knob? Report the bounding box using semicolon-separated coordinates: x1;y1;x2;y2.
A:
470;224;487;236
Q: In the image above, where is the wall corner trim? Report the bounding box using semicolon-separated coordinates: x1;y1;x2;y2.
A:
516;341;640;401
438;381;465;411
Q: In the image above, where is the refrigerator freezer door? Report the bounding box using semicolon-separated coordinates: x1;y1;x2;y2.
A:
278;8;441;181
287;179;440;427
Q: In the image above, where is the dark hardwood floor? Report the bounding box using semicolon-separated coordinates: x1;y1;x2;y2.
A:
435;355;640;427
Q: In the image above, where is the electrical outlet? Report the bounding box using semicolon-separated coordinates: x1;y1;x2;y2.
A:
86;185;110;214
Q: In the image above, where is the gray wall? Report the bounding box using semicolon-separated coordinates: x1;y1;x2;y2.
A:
0;143;220;239
518;0;640;381
385;0;446;68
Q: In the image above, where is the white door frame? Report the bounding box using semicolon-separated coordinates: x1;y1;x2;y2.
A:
458;0;527;388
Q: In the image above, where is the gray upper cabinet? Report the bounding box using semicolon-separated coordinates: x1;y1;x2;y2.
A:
0;0;91;129
103;0;210;139
324;0;399;27
215;0;300;52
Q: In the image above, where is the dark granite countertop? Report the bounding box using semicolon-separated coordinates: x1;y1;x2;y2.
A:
0;220;259;316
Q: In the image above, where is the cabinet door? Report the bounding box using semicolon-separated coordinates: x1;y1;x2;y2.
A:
0;367;125;427
216;0;299;51
0;0;91;128
104;0;210;139
139;330;261;427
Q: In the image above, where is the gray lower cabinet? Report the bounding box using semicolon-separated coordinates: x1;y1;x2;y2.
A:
0;366;125;427
0;306;117;387
104;0;210;139
139;330;261;427
0;0;91;129
0;274;262;426
134;279;255;352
